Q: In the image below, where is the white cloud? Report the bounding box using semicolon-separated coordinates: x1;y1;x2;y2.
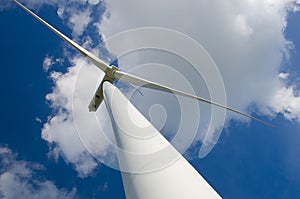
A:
97;0;300;157
42;55;64;72
88;0;101;5
235;15;253;37
17;0;101;38
41;60;101;177
68;8;92;37
279;72;290;80
43;55;54;72
42;56;118;174
269;87;300;121
35;117;42;123
0;147;77;199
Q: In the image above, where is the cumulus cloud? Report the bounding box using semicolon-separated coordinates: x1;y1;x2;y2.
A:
0;147;77;199
42;59;100;177
42;56;118;173
97;0;300;157
269;86;300;121
12;0;300;175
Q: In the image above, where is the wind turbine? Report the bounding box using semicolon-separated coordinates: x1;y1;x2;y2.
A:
13;0;274;128
14;0;276;198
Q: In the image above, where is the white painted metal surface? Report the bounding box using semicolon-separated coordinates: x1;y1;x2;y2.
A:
103;82;222;199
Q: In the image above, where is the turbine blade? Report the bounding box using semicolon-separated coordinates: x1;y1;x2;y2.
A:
88;83;104;112
114;70;275;128
14;0;109;72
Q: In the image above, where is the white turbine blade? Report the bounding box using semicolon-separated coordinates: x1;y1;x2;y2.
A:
14;0;109;72
88;82;104;112
114;70;275;128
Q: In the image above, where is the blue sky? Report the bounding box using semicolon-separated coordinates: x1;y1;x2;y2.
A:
1;1;300;198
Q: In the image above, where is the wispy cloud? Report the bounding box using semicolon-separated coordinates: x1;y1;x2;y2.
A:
42;55;63;72
0;0;14;11
43;55;54;72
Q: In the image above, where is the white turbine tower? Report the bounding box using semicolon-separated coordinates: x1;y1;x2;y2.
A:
14;1;274;198
102;81;221;198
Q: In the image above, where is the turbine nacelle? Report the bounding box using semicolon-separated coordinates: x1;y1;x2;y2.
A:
88;66;118;112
